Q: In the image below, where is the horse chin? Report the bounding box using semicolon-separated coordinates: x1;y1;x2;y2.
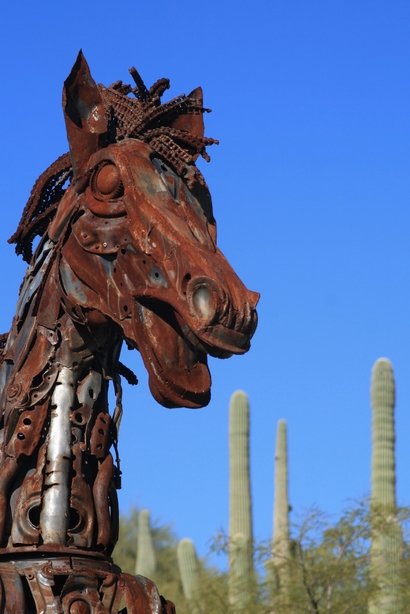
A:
128;301;211;409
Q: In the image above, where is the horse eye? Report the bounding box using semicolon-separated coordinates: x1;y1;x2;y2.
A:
91;162;124;200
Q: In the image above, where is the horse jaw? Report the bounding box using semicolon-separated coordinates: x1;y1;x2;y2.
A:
123;302;211;409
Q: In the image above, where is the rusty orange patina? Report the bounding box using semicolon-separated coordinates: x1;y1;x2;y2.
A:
0;52;258;612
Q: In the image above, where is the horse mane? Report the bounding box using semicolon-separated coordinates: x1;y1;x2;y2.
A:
9;67;217;263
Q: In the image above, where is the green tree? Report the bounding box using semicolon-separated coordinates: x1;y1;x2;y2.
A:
112;507;229;614
213;501;410;614
112;501;410;614
112;507;187;610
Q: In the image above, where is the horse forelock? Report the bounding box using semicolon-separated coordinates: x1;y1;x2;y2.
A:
9;68;218;264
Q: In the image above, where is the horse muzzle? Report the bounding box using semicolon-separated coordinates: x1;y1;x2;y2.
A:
179;276;259;358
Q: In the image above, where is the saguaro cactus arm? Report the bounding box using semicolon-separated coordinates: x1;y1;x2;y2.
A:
177;538;202;614
228;390;254;611
272;420;291;582
229;391;253;543
371;359;396;508
369;358;402;614
135;508;157;578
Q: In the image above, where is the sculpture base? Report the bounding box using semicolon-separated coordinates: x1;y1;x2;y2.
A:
0;548;175;614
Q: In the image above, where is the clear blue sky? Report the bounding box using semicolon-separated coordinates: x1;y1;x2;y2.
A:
1;1;409;565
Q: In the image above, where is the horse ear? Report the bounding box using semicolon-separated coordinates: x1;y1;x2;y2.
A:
170;87;205;154
63;51;108;192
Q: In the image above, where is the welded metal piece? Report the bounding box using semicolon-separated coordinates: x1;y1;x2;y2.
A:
41;366;76;544
0;51;258;612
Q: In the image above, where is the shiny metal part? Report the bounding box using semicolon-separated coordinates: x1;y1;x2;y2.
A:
0;51;258;612
41;366;76;544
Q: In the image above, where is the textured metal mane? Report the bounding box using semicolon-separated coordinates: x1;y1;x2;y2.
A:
9;65;217;263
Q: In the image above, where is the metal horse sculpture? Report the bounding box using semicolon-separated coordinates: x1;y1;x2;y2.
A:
0;53;258;613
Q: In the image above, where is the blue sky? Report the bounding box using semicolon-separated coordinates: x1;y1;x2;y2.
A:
1;1;409;565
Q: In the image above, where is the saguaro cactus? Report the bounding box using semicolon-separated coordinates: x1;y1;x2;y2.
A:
229;390;253;610
272;420;291;589
369;359;402;614
135;508;157;578
177;538;202;614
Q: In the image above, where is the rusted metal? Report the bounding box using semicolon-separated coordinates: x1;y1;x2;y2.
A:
0;51;258;612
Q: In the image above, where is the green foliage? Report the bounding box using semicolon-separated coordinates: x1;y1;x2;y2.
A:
112;507;187;609
279;503;376;613
111;504;410;613
112;508;228;614
112;365;409;613
212;501;410;614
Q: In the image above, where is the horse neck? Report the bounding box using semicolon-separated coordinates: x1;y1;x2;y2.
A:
0;237;123;550
1;236;123;433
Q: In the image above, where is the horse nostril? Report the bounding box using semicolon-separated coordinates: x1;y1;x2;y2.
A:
192;286;215;321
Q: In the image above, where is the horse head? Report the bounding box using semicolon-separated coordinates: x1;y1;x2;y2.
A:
13;52;259;410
